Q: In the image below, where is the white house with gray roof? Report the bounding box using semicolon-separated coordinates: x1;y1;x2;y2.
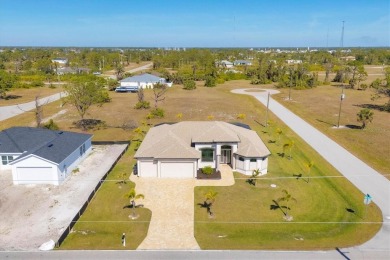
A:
0;127;92;185
134;121;270;178
119;73;173;90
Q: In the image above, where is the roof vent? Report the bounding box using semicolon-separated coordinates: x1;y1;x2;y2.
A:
48;144;53;147
59;131;64;134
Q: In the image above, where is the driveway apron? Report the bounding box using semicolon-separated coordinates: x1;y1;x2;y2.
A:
232;88;390;253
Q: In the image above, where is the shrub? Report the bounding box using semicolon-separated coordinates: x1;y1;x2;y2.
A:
204;76;216;87
201;166;213;175
183;80;196;90
237;113;246;120
42;119;59;130
134;101;150;109
147;108;165;119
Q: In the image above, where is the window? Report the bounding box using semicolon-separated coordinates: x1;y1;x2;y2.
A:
201;148;214;162
250;158;257;162
238;156;244;162
80;143;86;155
1;156;13;165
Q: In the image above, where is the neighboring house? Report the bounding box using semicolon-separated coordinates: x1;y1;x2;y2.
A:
218;60;234;68
55;67;90;75
340;56;356;61
52;58;68;67
134;121;271;178
233;60;252;66
119;73;173;90
0;127;92;185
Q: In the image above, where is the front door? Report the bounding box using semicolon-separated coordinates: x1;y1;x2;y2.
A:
221;147;231;164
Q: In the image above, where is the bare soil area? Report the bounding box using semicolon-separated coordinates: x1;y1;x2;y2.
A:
0;144;127;251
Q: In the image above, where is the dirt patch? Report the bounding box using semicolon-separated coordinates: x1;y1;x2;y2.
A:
0;144;127;251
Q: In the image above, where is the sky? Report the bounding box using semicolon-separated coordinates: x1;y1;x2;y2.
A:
0;0;389;48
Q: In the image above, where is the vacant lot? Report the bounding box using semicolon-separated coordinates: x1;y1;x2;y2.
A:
273;85;390;178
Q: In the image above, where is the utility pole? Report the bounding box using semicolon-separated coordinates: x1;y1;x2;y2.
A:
337;85;345;128
265;92;270;127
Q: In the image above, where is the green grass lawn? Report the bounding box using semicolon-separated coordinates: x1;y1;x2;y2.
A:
59;143;151;250
194;123;382;250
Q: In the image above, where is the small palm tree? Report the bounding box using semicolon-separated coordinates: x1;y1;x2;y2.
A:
250;169;261;186
125;188;145;219
306;161;314;183
204;189;218;216
283;140;295;160
277;189;297;221
275;128;283;144
357;108;374;129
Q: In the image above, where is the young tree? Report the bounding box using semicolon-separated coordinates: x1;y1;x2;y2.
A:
0;70;17;99
116;65;125;80
283;140;295;160
357;108;374;129
64;76;110;128
306;161;314;183
276;189;297;221
152;82;168;108
371;68;390;111
248;169;261;186
125;188;145;219
134;87;150;109
204;189;218;217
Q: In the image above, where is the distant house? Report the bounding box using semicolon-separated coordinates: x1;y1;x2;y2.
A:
51;58;68;67
286;59;303;64
0;127;92;185
118;73;173;91
233;60;252;66
219;60;234;68
135;121;271;178
55;67;90;75
340;56;356;61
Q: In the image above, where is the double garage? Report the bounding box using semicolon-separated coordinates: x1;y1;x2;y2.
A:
137;159;197;178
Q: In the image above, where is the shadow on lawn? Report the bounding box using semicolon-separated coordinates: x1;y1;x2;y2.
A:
293;173;308;183
270;200;289;215
354;103;389;112
198;201;212;215
123;204;144;209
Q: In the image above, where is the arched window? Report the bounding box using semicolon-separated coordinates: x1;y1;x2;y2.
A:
201;148;214;162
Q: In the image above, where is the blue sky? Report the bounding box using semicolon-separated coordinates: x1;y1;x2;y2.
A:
0;0;389;47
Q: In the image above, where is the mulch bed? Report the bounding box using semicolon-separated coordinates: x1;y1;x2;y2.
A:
196;169;221;180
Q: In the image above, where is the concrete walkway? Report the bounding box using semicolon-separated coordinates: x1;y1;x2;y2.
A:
130;164;234;250
232;88;390;255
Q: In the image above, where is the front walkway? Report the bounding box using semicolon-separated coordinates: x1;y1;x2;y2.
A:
130;164;235;250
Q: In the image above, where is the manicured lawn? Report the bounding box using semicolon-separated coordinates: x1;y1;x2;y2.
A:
194;124;382;250
59;143;151;250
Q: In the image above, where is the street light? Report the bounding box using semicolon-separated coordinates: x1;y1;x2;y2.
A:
337;85;345;128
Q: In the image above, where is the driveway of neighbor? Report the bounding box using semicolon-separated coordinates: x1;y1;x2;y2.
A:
0;144;127;251
130;164;235;250
232;88;390;254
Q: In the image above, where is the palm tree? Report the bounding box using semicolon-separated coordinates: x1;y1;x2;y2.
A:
275;128;283;144
125;188;145;218
283;140;295;160
277;189;297;221
357;108;374;129
306;161;314;183
250;169;261;186
204;189;218;216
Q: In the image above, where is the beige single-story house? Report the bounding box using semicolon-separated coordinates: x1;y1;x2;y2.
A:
134;121;271;178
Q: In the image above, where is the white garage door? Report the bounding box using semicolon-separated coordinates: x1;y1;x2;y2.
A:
160;162;194;178
139;161;157;177
16;167;53;184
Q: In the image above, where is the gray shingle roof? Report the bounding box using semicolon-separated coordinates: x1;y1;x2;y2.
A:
135;121;270;159
0;127;92;164
120;73;164;83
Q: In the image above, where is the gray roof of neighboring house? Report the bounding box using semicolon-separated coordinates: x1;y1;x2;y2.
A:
120;73;165;83
135;121;270;159
0;127;92;164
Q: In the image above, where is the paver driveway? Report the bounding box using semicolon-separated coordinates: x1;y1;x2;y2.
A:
130;164;234;250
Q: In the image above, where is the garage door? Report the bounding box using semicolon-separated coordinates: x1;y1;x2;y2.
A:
160;162;194;178
16;167;53;184
139;161;157;177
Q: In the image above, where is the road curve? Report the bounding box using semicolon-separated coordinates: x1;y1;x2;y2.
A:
232;88;390;256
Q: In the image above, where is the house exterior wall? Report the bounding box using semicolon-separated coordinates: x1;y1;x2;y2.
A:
195;143;216;169
234;155;268;175
11;156;58;185
120;80;172;89
57;139;92;181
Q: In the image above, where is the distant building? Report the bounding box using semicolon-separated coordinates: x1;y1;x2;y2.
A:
233;60;252;66
217;60;234;68
286;59;303;64
340;56;356;61
119;73;173;90
51;58;68;67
